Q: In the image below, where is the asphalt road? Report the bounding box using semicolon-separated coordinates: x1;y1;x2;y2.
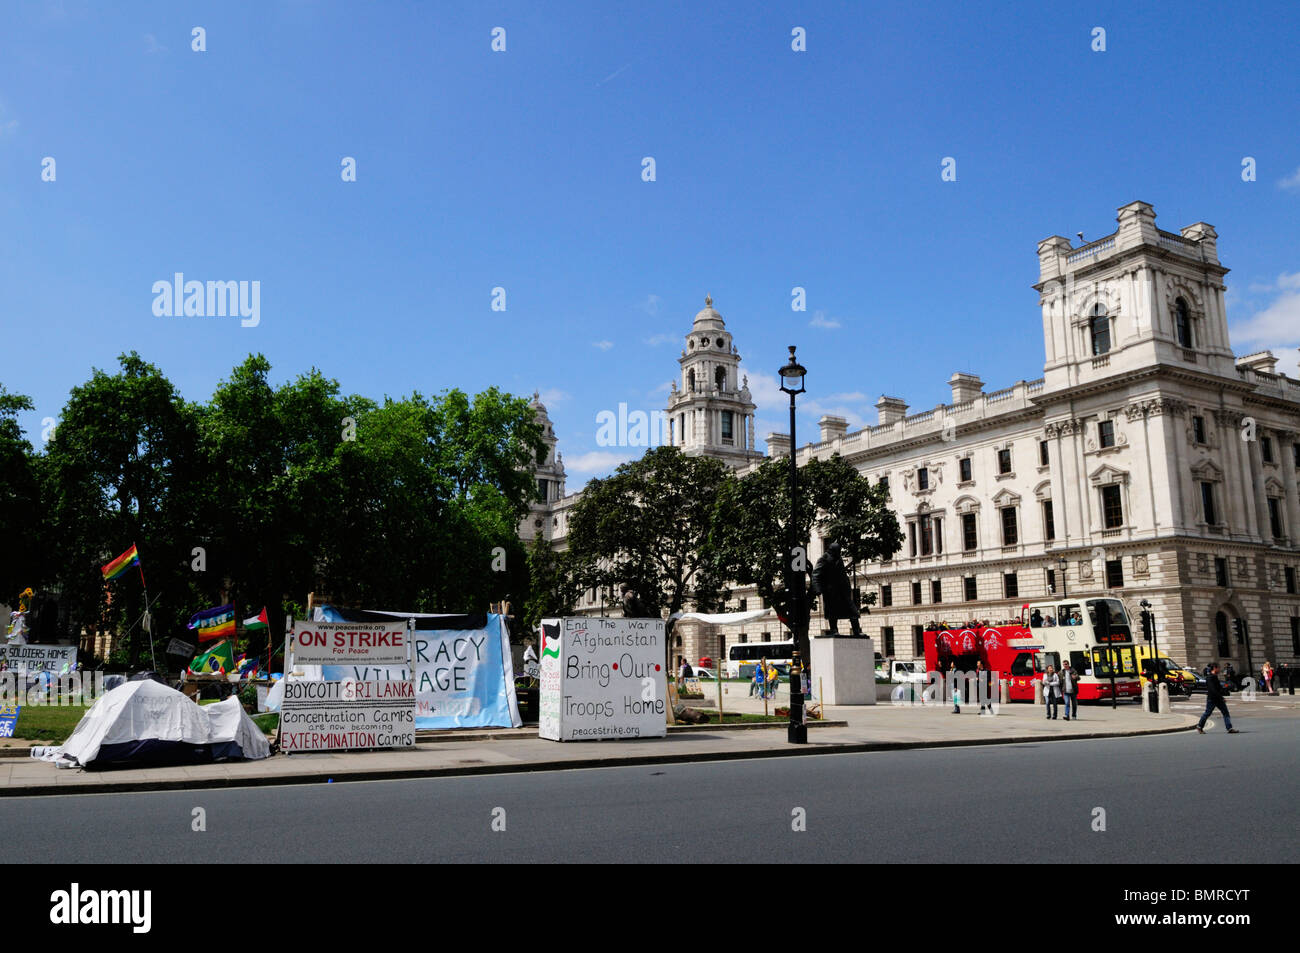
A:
3;708;1295;863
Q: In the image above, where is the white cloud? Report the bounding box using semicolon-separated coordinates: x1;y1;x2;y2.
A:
1230;272;1300;352
1279;166;1300;192
564;449;637;478
593;340;614;351
537;388;569;405
644;332;676;346
809;310;841;329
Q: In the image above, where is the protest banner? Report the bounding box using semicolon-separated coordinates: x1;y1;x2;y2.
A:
0;644;78;674
311;609;521;730
0;705;19;738
278;680;415;752
291;620;410;666
539;617;667;741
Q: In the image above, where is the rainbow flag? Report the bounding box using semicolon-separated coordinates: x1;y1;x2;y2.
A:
187;604;236;643
101;544;140;582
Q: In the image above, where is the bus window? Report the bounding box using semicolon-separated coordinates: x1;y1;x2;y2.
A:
1069;651;1088;674
1115;646;1137;675
1042;651;1060;672
1088;599;1132;641
1058;603;1082;626
1010;653;1035;676
1029;608;1045;628
1091;648;1113;677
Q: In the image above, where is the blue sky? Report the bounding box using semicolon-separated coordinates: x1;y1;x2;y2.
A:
3;1;1298;481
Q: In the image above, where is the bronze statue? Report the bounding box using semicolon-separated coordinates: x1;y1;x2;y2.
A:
811;542;862;636
620;585;649;618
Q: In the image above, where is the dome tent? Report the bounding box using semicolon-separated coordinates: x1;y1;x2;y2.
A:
53;679;270;770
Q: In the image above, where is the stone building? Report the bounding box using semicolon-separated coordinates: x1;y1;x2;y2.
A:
525;201;1300;676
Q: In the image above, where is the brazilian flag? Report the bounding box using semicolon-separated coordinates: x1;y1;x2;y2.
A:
188;640;235;676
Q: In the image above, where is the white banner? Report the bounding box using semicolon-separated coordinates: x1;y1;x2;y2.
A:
539;617;666;741
279;680;415;752
0;644;78;673
291;620;410;666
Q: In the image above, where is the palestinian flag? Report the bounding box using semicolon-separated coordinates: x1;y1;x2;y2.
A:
187;604;236;643
101;544;140;582
243;607;269;631
188;640;235;676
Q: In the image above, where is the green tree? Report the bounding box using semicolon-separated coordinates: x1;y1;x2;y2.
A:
0;387;41;602
521;536;579;630
41;353;205;666
566;446;731;665
709;453;902;671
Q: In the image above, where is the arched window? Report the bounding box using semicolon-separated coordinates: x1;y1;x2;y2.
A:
715;367;726;391
1090;305;1111;355
1175;297;1193;348
1215;611;1230;657
687;369;696;391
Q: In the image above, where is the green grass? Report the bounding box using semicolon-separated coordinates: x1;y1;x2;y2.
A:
689;711;788;724
13;705;91;744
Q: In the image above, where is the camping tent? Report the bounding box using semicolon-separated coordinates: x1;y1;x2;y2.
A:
52;680;270;770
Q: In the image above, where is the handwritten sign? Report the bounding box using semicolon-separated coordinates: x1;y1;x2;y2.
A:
539;617;666;741
0;645;77;674
279;680;415;752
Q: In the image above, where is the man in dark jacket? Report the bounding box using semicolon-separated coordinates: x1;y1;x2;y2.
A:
1196;663;1239;734
810;542;862;636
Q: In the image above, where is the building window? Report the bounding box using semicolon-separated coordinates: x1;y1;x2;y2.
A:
879;475;889;495
1286;566;1296;594
1001;507;1018;546
917;467;929;490
881;626;895;656
913;626;925;656
1215;557;1228;587
1100;484;1124;529
1294;443;1300;468
721;411;734;445
959;457;972;482
880;584;892;608
1042;500;1055;541
1292;617;1300;655
909;522;917;557
715;367;726;391
1003;572;1018;599
912;581;922;605
962;513;978;551
1090;305;1111;355
738;597;747;612
1215;612;1230;656
964;576;978;601
933;517;943;554
1268;498;1284;539
931;579;942;603
997;448;1012;474
1039;440;1049;467
918;515;942;556
1098;419;1115;449
687;369;696;391
1105;559;1124;589
1192;415;1206;444
1175;297;1193;348
537;478;550;502
1261;436;1274;464
1046;568;1057;594
1200;482;1218;525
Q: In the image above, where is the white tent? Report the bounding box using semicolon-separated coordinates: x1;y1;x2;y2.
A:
51;680;270;770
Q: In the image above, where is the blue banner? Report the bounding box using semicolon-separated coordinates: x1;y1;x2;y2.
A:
0;705;19;739
315;608;520;730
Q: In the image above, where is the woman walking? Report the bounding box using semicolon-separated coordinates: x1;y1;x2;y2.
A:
1262;661;1275;695
1043;665;1061;720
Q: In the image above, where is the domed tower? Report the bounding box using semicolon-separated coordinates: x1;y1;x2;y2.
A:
665;296;762;468
520;391;567;544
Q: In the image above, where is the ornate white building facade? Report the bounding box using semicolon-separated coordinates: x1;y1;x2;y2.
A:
524;202;1300;675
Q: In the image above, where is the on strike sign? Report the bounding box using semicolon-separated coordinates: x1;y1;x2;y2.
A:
292;620;409;666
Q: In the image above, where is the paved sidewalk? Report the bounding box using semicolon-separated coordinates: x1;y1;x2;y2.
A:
0;701;1197;797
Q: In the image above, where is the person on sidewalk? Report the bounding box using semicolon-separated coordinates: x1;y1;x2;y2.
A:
1043;665;1061;720
678;657;693;690
1197;663;1239;734
752;659;766;699
765;662;779;700
1261;660;1275;695
976;660;991;713
1060;660;1079;721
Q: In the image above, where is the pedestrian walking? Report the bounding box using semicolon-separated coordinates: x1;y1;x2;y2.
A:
1043;665;1061;719
1261;661;1275;695
752;658;766;699
976;660;991;712
1196;663;1238;734
678;656;693;690
1060;660;1079;720
766;661;779;700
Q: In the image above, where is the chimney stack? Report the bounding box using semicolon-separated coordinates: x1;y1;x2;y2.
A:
948;373;984;405
876;396;909;427
818;415;849;443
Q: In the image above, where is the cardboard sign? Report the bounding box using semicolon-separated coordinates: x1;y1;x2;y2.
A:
682;677;703;696
539;617;667;741
292;620;410;666
279;680;415;752
166;638;196;656
0;645;77;674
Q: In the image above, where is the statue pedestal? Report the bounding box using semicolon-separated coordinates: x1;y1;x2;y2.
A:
809;636;876;706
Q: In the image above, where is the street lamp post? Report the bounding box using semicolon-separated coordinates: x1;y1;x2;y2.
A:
1058;556;1068;598
779;345;808;746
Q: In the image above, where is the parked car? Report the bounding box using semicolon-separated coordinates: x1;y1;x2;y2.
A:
876;659;927;684
693;667;718;681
